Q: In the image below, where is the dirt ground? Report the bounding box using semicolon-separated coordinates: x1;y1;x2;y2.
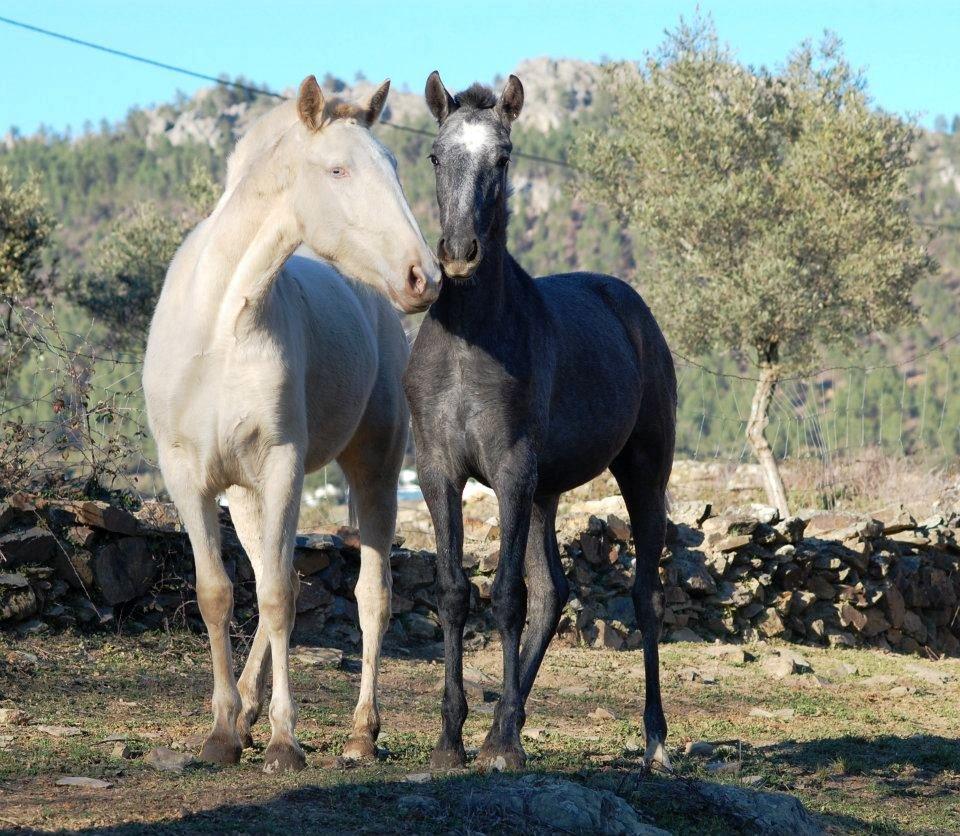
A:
1;628;959;834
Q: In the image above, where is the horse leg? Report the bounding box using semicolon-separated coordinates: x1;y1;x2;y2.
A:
163;462;242;766
337;447;403;761
257;444;307;773
227;485;286;750
477;446;536;771
420;468;469;769
610;438;671;769
518;494;569;707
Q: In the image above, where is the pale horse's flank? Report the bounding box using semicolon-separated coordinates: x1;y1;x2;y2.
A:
143;75;440;773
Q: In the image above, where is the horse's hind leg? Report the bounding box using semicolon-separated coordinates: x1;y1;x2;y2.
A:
162;460;242;765
610;435;672;770
518;494;569;707
337;419;406;761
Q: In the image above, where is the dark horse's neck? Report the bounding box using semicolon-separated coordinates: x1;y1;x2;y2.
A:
430;201;533;340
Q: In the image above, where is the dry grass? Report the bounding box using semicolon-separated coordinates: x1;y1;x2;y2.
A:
2;629;960;833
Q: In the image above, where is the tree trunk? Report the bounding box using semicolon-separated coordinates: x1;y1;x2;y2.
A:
746;350;790;518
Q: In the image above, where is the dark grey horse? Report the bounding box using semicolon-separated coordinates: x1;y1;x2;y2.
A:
404;71;677;771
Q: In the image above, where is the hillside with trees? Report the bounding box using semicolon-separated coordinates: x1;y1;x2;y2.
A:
1;53;958;501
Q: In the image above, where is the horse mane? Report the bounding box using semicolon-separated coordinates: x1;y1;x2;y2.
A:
455;83;497;111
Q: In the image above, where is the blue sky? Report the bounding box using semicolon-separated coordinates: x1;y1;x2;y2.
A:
1;1;958;136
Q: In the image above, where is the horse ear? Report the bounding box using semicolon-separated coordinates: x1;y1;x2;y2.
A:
496;74;524;124
297;75;326;132
425;70;456;124
364;79;390;126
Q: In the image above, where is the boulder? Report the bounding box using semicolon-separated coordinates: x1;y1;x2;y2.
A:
92;538;158;605
695;782;824;835
458;774;671;835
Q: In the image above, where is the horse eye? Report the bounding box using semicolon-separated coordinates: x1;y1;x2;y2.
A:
330;166;348;178
428;154;440;167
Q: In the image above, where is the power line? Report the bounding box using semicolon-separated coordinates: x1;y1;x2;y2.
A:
0;14;573;168
3;15;958;384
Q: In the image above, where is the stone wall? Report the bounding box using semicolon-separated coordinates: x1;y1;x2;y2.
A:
1;492;959;659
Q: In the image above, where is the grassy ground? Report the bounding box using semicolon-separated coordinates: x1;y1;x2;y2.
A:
1;629;959;834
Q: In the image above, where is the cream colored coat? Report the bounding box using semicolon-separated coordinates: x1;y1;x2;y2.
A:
143;76;439;773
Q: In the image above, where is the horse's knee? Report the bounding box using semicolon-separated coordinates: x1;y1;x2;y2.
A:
490;579;525;633
258;575;296;628
437;575;470;623
632;579;665;632
196;572;233;627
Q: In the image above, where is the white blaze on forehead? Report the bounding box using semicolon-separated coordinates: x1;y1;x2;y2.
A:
457;120;494;155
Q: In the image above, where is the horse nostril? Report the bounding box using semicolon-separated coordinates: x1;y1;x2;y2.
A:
437;238;448;261
465;240;479;262
408;264;428;296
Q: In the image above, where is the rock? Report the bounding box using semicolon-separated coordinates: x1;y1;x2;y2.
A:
291;646;343;668
293;548;331;577
606;514;632;542
295;579;332;613
673;552;717;595
470;575;493;600
756;608;786;637
859;607;891;638
667;627;704;643
459;774;670;835
477;546;501;574
763;651;810;679
391;551;436;588
705;644;752;664
695;782;823;835
111;742;133;759
905;663;951;685
0;707;30;725
827;661;859;678
749;707;796;719
37;725;85;737
0;573;38;622
144;747;194;772
591;619;625;650
0;527;59;567
775;517;807;545
56;776;113;789
401;611;439;642
93;538;158;605
404;772;433;783
684;740;716;757
588;707;617;722
71;501;139;535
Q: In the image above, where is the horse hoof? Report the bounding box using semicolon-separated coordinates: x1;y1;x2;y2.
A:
263;741;307;773
342;734;378;761
475;742;526;772
430;744;467;770
238;731;255;750
199;734;242;766
644;738;671;771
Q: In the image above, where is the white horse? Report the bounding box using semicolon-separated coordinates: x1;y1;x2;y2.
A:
143;76;440;773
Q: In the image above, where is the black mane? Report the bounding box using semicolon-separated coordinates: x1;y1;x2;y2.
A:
454;83;497;110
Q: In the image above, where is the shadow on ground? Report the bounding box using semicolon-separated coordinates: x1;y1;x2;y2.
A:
52;763;889;836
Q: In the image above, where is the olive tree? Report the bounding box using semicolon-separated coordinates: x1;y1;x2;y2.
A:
572;20;936;515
